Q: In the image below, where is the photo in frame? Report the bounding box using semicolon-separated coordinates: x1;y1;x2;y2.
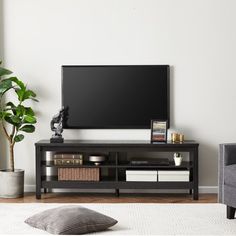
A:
151;120;168;142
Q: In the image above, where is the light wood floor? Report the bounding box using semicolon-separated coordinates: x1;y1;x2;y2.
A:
0;193;217;203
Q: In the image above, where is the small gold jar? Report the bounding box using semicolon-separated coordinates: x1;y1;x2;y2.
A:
179;134;184;142
172;133;179;142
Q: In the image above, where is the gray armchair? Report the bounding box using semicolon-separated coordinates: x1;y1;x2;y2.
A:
219;143;236;219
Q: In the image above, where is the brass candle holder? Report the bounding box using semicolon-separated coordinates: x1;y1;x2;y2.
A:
179;134;184;142
171;133;184;143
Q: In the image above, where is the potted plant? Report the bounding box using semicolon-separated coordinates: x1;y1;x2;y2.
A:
0;62;38;198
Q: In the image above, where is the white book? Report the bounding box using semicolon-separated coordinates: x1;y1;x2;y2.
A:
126;170;157;182
158;170;189;182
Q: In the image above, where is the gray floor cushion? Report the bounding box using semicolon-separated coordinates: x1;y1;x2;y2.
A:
25;205;118;235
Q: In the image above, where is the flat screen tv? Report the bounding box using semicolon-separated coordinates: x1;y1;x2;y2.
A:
62;65;170;129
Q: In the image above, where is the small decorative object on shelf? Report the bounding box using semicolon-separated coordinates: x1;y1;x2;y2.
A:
179;134;184;142
151;120;168;142
54;154;83;166
89;155;106;166
173;152;183;166
171;133;185;143
171;133;178;142
50;107;65;143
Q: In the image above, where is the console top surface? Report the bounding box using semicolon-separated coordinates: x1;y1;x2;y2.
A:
35;140;199;147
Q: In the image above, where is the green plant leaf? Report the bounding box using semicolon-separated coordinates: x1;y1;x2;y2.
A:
23;89;37;101
5;102;17;115
15;88;25;102
23;115;37;124
20;125;35;133
0;67;12;77
30;97;39;102
0;79;13;95
14;88;38;102
15;105;25;116
8;77;25;90
27;90;36;97
25;107;35;116
14;134;24;142
11;115;21;124
4;114;21;127
4;116;18;126
1;111;11;118
6;102;16;108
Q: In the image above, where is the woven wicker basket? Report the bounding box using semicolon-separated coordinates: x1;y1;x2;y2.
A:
58;168;100;181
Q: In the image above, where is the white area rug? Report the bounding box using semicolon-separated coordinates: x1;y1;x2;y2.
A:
0;203;236;235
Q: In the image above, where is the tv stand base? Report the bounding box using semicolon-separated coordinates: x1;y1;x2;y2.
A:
35;140;199;200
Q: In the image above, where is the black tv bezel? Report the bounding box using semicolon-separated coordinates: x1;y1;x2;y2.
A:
61;65;170;129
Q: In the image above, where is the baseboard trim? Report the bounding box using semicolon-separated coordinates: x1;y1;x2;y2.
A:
24;185;218;194
199;186;218;194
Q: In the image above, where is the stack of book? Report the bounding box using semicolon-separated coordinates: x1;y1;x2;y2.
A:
54;153;83;166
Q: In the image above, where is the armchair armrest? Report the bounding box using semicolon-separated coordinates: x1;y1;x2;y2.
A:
218;143;236;203
220;143;236;166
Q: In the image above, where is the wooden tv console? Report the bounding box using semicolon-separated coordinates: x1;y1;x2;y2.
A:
35;140;199;200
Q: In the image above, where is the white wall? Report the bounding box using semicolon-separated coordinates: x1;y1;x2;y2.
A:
0;0;7;169
2;0;236;190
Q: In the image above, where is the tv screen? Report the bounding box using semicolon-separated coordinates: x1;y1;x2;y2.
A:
62;65;169;129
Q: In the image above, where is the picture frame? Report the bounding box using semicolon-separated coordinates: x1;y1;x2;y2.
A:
151;120;168;142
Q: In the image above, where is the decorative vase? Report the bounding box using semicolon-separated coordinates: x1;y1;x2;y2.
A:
174;156;182;166
0;169;24;198
174;153;183;166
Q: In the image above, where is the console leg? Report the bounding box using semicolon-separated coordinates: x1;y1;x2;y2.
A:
189;189;192;195
36;192;41;199
44;188;47;194
115;189;119;197
227;206;235;219
36;146;42;200
193;190;198;200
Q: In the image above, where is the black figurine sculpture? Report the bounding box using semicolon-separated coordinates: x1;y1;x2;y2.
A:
50;107;65;143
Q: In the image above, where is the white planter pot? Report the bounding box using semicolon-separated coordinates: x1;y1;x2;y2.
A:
174;157;183;166
0;169;24;198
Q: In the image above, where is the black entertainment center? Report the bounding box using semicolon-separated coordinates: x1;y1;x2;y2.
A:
35;140;199;200
35;65;199;200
